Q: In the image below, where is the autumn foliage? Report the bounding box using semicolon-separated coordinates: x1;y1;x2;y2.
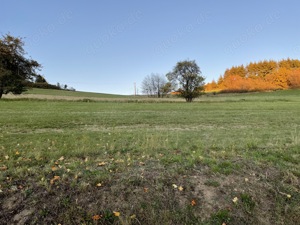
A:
205;59;300;93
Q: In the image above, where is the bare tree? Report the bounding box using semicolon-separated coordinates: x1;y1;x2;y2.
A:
141;73;167;98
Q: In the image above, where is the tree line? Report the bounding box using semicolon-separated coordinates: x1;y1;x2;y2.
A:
205;59;300;93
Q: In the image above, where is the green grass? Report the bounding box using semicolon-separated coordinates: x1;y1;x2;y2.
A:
0;89;299;224
24;88;130;98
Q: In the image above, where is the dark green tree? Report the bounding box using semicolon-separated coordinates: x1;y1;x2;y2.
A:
0;34;41;98
161;82;173;97
35;75;47;83
167;60;205;102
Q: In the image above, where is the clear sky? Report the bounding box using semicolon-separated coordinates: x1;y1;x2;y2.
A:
1;1;300;94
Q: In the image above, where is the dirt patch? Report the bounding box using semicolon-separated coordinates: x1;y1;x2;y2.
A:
13;208;35;225
2;195;22;210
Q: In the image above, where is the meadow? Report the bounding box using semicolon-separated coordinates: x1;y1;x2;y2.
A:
0;89;299;224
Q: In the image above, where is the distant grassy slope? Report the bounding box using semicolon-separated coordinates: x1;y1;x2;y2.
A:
26;88;299;100
3;88;300;103
203;89;300;102
24;88;130;98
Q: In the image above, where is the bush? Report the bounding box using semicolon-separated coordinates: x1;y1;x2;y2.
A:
25;82;61;90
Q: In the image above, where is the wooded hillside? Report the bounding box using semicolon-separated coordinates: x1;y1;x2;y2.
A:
205;59;300;93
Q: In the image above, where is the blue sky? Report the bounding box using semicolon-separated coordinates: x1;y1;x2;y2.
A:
1;1;300;94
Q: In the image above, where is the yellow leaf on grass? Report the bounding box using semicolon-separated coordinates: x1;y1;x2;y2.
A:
96;183;102;187
51;166;58;171
4;155;9;160
58;156;64;161
92;214;102;220
0;165;7;171
232;197;238;203
172;184;178;189
178;186;184;191
50;176;60;185
15;151;20;155
98;162;106;166
191;200;196;206
113;211;120;217
130;214;136;219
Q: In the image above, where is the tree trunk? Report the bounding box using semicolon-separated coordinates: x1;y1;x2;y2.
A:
0;80;3;99
185;97;193;102
0;88;3;99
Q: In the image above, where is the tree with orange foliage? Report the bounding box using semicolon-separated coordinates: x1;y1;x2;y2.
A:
287;69;300;89
205;59;300;93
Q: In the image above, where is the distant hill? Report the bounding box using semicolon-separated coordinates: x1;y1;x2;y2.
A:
24;88;129;99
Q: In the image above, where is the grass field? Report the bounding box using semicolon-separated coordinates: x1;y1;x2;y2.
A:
0;89;299;224
24;88;130;98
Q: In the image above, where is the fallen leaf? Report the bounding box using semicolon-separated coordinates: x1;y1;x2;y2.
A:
58;156;64;161
4;155;9;160
98;162;106;166
117;159;125;163
113;211;120;217
92;214;102;220
245;178;249;182
143;187;148;193
51;166;58;171
0;165;7;171
50;176;60;185
130;214;136;219
178;186;184;191
232;197;238;203
96;183;102;187
15;151;20;155
191;199;196;206
287;194;292;198
172;184;178;189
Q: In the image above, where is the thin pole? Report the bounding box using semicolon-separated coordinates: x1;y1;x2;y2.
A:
134;82;136;96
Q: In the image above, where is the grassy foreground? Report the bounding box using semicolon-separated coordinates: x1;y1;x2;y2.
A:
0;90;299;224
